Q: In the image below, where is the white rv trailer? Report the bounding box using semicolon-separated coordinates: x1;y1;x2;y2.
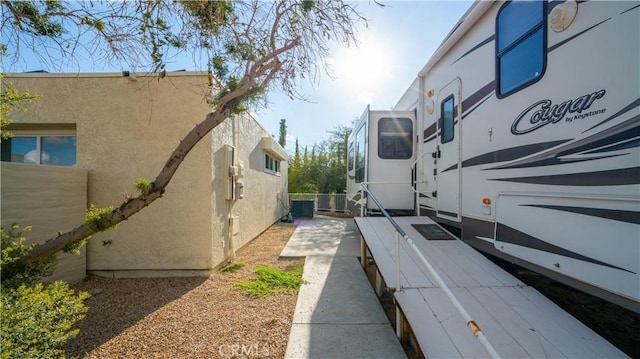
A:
346;106;416;215
359;0;639;312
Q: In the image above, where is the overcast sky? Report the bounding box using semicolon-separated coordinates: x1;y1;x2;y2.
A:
6;1;472;153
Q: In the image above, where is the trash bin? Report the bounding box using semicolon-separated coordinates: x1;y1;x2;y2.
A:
291;200;314;219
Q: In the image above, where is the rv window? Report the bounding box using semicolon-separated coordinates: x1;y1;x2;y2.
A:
378;118;413;159
348;143;354;171
355;127;366;183
441;96;455;144
496;0;546;98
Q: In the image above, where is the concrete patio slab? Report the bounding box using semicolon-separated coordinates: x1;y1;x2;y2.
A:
279;217;361;258
282;216;406;359
292;255;390;324
286;324;405;359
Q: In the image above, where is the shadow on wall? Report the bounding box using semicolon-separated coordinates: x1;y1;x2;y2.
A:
66;276;207;357
248;139;264;171
211;144;231;265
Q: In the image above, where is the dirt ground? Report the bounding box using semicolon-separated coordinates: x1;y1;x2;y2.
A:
66;222;301;359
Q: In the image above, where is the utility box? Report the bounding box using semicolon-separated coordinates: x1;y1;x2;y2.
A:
291;200;314;219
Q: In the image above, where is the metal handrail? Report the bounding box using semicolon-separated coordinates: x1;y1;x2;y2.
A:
359;180;411;185
361;183;407;236
360;182;500;359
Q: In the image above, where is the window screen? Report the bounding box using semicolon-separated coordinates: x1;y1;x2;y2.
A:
496;0;546;97
440;96;455;144
378;118;413;159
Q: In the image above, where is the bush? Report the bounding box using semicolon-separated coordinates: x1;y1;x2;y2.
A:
1;282;89;359
233;264;306;298
220;262;245;272
1;223;89;359
1;224;56;288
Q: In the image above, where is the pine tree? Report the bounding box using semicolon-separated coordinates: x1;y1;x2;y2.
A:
278;119;287;148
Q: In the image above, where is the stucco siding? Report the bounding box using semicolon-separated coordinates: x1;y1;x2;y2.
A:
210;119;234;266
210;114;288;267
6;72;287;276
7;73;214;275
1;162;88;284
232;114;288;250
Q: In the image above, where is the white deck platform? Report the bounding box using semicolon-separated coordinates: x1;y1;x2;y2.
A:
355;216;628;358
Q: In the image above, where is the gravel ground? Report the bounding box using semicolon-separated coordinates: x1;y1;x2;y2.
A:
66;222;301;359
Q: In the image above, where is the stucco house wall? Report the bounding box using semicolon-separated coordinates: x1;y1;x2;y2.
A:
5;72;288;278
210;114;289;266
1;163;88;284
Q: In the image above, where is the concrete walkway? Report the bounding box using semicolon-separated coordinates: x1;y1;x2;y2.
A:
281;216;407;359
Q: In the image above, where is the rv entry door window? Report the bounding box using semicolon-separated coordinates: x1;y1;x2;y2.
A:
440;96;455;144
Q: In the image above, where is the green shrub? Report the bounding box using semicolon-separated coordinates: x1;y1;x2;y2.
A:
255;264;305;290
1;223;89;359
1;281;89;359
233;264;306;298
220;262;245;272
1;224;56;288
233;279;272;298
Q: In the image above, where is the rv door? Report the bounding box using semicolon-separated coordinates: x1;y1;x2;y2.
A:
367;110;416;213
436;78;462;222
346;107;369;215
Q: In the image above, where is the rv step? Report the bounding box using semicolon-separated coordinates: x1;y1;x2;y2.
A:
355;216;627;358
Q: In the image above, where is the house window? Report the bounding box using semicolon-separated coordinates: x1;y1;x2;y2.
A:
496;0;546;98
378;117;412;159
440;95;455;144
264;153;280;175
1;134;77;166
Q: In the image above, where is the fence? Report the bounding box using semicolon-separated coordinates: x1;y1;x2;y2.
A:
288;193;349;213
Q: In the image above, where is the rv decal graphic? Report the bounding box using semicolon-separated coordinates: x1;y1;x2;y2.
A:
522;204;640;225
496;223;635;274
491;116;639;170
511;90;606;135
